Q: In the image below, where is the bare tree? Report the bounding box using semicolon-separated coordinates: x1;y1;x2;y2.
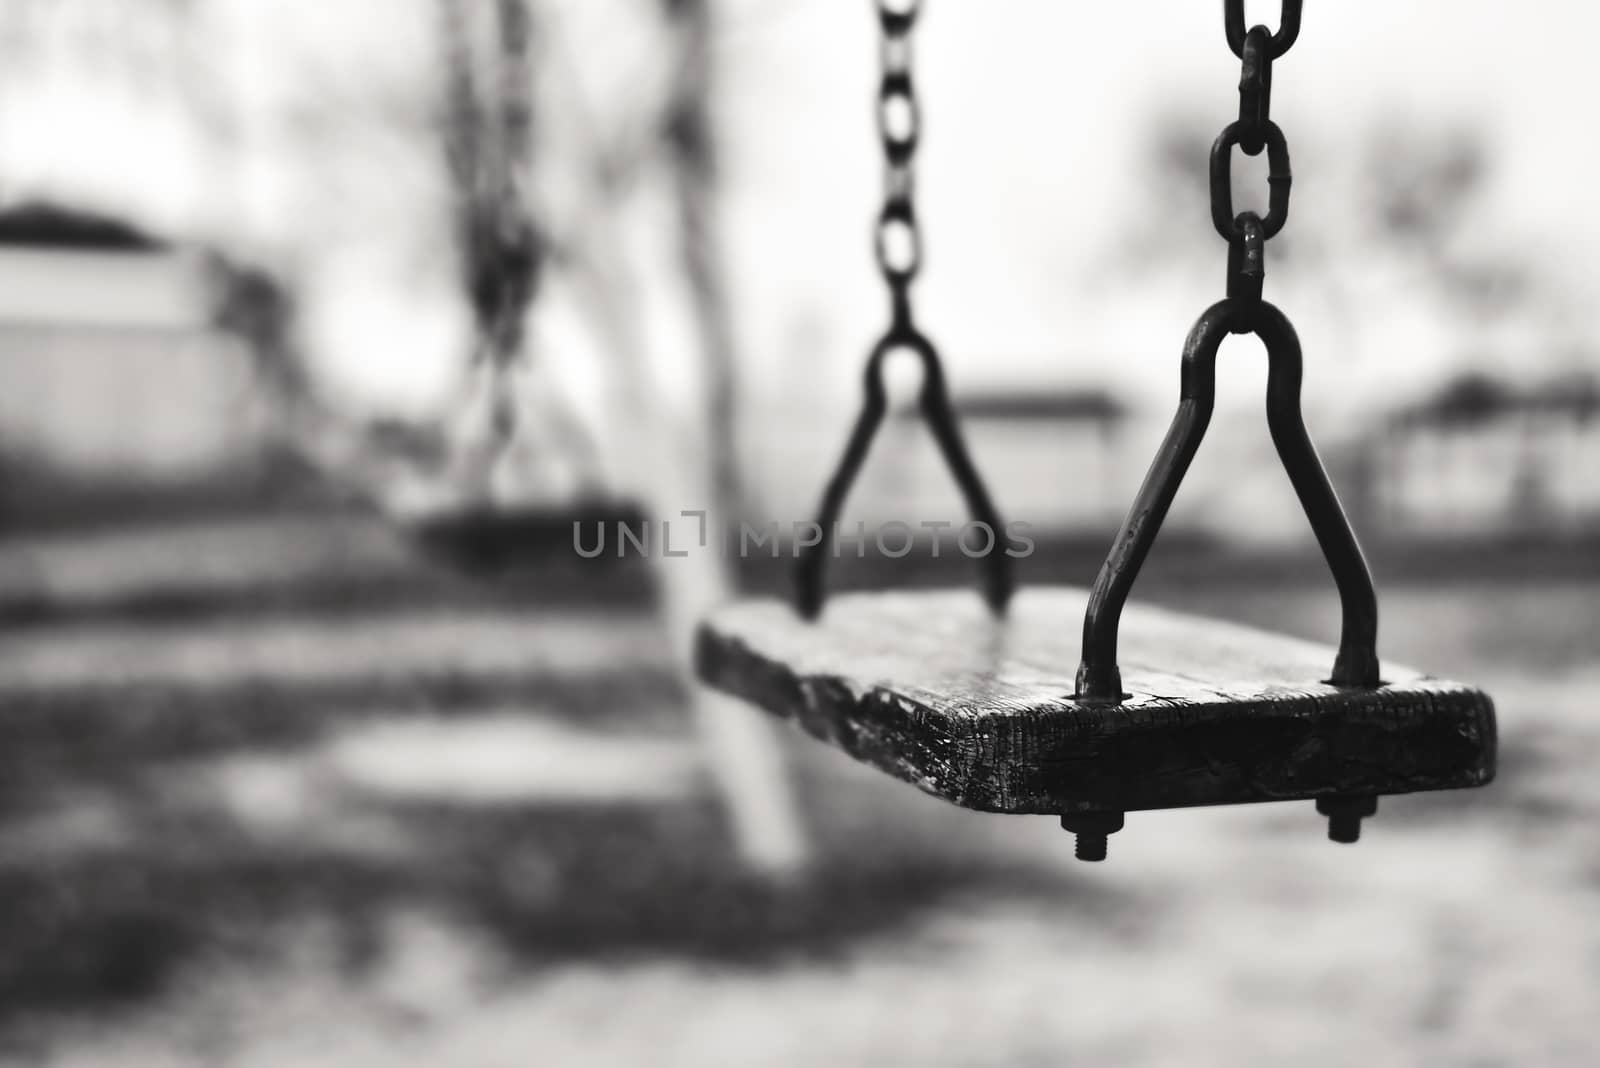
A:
661;0;747;524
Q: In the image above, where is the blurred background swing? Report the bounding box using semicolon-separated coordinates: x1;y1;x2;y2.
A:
0;0;809;883
400;0;625;569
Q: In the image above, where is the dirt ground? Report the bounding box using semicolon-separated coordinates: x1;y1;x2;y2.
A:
0;518;1595;1067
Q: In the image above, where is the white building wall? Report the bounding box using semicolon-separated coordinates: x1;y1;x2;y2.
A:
0;248;267;480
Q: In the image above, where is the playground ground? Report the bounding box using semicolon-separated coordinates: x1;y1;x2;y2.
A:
0;514;1595;1067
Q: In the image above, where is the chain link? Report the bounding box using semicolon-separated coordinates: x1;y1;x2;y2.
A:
1224;0;1301;59
1236;25;1272;155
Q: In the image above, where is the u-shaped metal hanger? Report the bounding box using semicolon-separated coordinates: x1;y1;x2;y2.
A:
1075;298;1380;702
795;324;1013;620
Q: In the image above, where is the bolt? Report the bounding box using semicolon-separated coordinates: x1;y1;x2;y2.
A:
1074;834;1108;862
1060;811;1125;863
1316;795;1378;844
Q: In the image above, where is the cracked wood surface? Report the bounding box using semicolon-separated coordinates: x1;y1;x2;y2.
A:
695;588;1497;815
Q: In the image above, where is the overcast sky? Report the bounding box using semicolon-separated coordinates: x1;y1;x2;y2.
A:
720;0;1600;407
0;1;1596;463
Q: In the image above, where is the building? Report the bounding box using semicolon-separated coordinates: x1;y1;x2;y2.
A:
746;384;1129;537
0;202;275;524
1375;372;1600;538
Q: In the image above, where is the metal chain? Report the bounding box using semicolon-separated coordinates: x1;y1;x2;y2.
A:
438;0;540;448
1212;0;1299;330
795;0;1013;620
874;0;922;325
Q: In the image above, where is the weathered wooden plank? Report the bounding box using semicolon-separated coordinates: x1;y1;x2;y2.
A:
694;588;1496;815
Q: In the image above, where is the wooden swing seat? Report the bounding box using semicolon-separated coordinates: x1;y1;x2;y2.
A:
695;588;1496;816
